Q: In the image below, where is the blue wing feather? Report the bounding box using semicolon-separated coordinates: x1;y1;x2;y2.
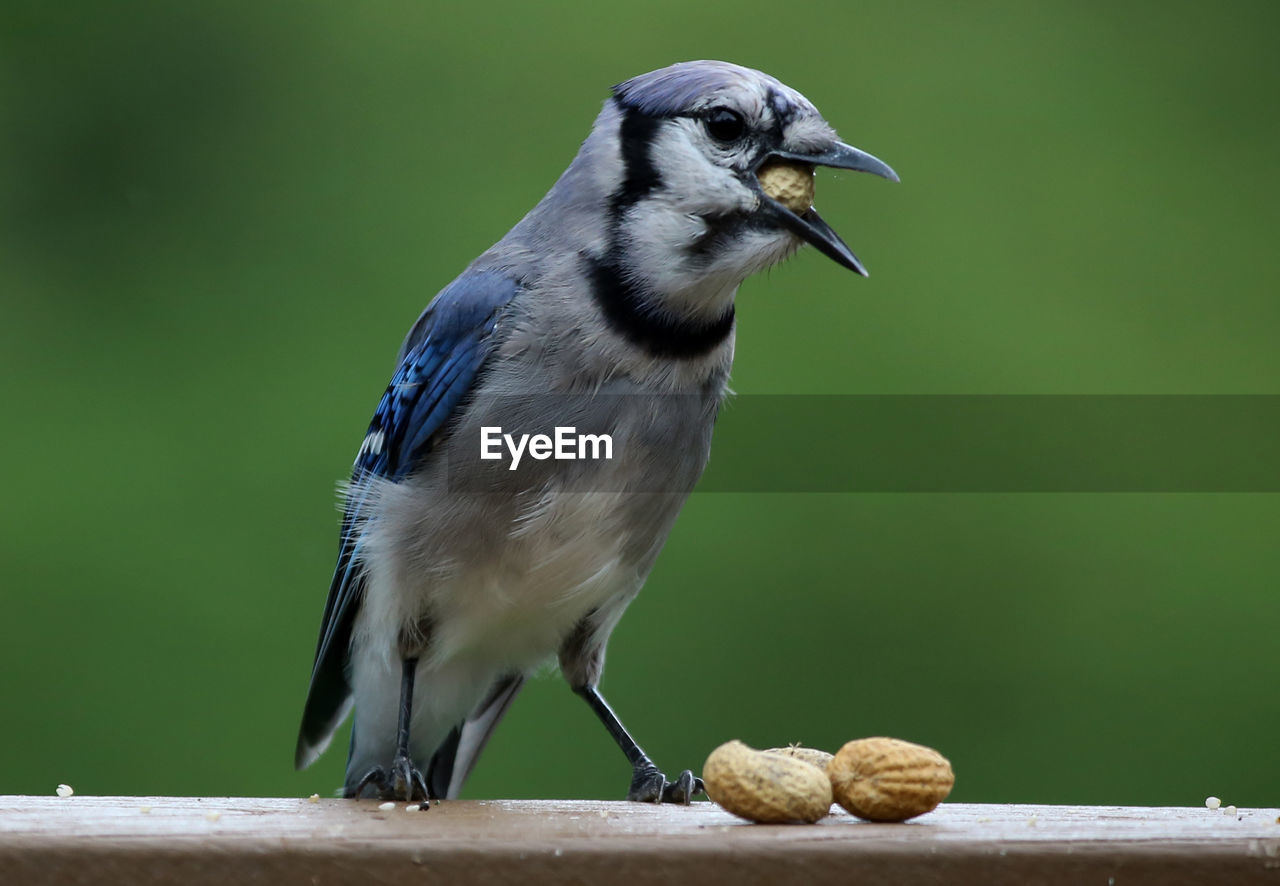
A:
296;269;521;768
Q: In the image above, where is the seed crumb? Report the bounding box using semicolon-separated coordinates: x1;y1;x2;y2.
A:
55;784;74;798
139;806;152;814
205;812;221;822
378;801;396;811
307;794;320;803
1224;805;1238;817
1205;796;1221;810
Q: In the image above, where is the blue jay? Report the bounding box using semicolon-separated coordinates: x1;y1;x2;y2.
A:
296;60;896;804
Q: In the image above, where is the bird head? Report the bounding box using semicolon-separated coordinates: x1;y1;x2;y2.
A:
603;60;897;292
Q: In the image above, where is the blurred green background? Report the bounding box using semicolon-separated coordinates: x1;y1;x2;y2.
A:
2;0;1277;807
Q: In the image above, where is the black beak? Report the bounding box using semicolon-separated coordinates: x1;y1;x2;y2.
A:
773;142;900;183
760;141;898;276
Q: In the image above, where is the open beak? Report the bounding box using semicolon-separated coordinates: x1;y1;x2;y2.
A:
758;142;898;276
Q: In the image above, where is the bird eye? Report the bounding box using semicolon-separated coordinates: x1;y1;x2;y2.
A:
705;108;747;144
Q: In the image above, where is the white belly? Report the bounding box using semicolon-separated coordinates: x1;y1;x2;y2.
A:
346;487;646;780
357;488;641;673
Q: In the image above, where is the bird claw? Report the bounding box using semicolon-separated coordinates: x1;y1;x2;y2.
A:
627;764;704;804
348;754;431;804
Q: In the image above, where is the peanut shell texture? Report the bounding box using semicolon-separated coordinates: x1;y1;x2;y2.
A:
828;737;954;822
703;740;833;824
757;160;815;213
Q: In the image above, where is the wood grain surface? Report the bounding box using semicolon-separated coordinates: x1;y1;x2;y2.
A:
2;796;1278;885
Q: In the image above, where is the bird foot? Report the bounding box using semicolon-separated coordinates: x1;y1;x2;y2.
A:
348;753;430;804
628;764;704;804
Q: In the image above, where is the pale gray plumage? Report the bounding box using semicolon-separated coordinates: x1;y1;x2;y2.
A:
296;60;897;802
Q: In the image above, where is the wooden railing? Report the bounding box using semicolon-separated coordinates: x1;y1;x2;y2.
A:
2;796;1278;884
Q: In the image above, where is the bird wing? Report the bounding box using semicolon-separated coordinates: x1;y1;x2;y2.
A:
295;269;522;770
425;673;527;799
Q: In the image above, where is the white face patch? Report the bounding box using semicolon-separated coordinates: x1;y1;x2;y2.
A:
613;116;810;318
599;65;848;332
651;121;757;215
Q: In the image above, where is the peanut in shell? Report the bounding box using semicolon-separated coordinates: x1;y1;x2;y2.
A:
828;737;954;822
703;740;832;824
757;160;815;213
763;745;835;771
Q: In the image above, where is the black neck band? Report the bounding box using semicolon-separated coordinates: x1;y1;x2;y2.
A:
586;255;734;359
588;102;734;360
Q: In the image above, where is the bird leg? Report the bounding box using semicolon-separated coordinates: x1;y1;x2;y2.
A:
347;657;430;805
574;684;704;804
